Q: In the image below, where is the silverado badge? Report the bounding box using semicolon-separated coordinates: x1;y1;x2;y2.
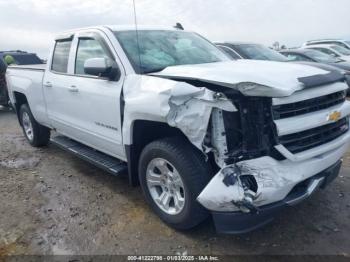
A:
328;111;341;122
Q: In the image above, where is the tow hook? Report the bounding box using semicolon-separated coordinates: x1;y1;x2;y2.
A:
222;167;239;186
222;165;260;213
233;192;260;214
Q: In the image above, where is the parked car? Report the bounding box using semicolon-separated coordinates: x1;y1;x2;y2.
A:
0;51;43;107
6;25;350;234
215;42;289;61
303;39;350;50
304;44;350;62
280;49;350;91
0;50;43;65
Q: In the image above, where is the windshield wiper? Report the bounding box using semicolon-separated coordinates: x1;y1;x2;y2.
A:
143;67;167;74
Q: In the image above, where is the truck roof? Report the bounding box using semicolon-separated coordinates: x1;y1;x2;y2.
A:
57;25;183;36
106;25;182;31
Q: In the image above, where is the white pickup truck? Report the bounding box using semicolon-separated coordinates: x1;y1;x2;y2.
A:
6;25;350;234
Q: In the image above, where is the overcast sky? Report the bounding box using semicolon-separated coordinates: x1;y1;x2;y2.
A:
0;0;349;58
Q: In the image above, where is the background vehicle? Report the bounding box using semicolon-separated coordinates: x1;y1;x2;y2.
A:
216;42;350;94
6;26;350;234
215;42;288;61
0;50;43;65
304;44;350;62
303;39;350;50
281;49;350;93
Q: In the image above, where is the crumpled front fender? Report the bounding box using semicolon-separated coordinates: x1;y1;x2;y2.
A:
122;74;236;151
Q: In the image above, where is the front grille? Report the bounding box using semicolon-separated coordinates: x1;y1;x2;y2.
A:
273;91;346;119
279;117;349;154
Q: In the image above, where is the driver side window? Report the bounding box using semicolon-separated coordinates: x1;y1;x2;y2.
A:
75;38;113;75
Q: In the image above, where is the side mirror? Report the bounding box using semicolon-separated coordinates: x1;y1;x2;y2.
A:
84;58;121;81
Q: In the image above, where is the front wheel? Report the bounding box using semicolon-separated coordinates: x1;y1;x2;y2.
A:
19;104;50;147
138;137;212;230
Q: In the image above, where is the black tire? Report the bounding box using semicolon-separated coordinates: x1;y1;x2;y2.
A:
19;104;50;147
138;137;212;230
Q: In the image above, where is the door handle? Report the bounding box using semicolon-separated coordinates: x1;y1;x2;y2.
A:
44;82;52;88
68;85;79;93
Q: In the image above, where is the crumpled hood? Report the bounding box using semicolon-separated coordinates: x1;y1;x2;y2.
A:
152;60;330;97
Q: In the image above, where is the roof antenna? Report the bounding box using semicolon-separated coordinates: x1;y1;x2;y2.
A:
133;0;142;73
174;23;184;30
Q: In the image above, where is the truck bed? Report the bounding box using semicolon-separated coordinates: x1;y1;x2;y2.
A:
6;64;48;125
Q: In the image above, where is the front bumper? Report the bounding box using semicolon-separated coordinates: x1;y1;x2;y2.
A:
211;160;342;234
198;140;349;211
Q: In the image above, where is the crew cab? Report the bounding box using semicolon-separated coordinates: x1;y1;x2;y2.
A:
6;25;350;233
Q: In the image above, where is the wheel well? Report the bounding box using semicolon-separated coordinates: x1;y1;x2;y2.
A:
126;120;190;186
13;92;28;124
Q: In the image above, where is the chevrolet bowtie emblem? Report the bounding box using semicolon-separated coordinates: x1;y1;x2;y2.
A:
328;111;341;122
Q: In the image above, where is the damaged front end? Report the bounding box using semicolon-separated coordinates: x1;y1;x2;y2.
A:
195;82;350;233
198;95;281;214
124;63;349;233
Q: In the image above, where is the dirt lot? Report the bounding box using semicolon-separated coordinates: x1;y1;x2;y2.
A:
0;107;350;256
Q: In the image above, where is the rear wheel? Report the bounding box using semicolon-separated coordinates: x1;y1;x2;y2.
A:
139;137;212;230
19;104;50;147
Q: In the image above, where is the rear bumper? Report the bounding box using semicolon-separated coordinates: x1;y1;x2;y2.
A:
211;160;342;234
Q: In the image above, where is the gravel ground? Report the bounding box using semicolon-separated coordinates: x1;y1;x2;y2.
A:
1;107;350;256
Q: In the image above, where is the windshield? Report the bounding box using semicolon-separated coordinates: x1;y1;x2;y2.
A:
331;45;350;55
234;44;288;62
304;49;342;63
114;30;229;73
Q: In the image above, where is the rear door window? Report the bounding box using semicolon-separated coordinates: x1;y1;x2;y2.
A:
51;40;72;73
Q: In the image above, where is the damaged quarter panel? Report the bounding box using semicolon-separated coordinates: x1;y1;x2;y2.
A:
122;74;236;150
